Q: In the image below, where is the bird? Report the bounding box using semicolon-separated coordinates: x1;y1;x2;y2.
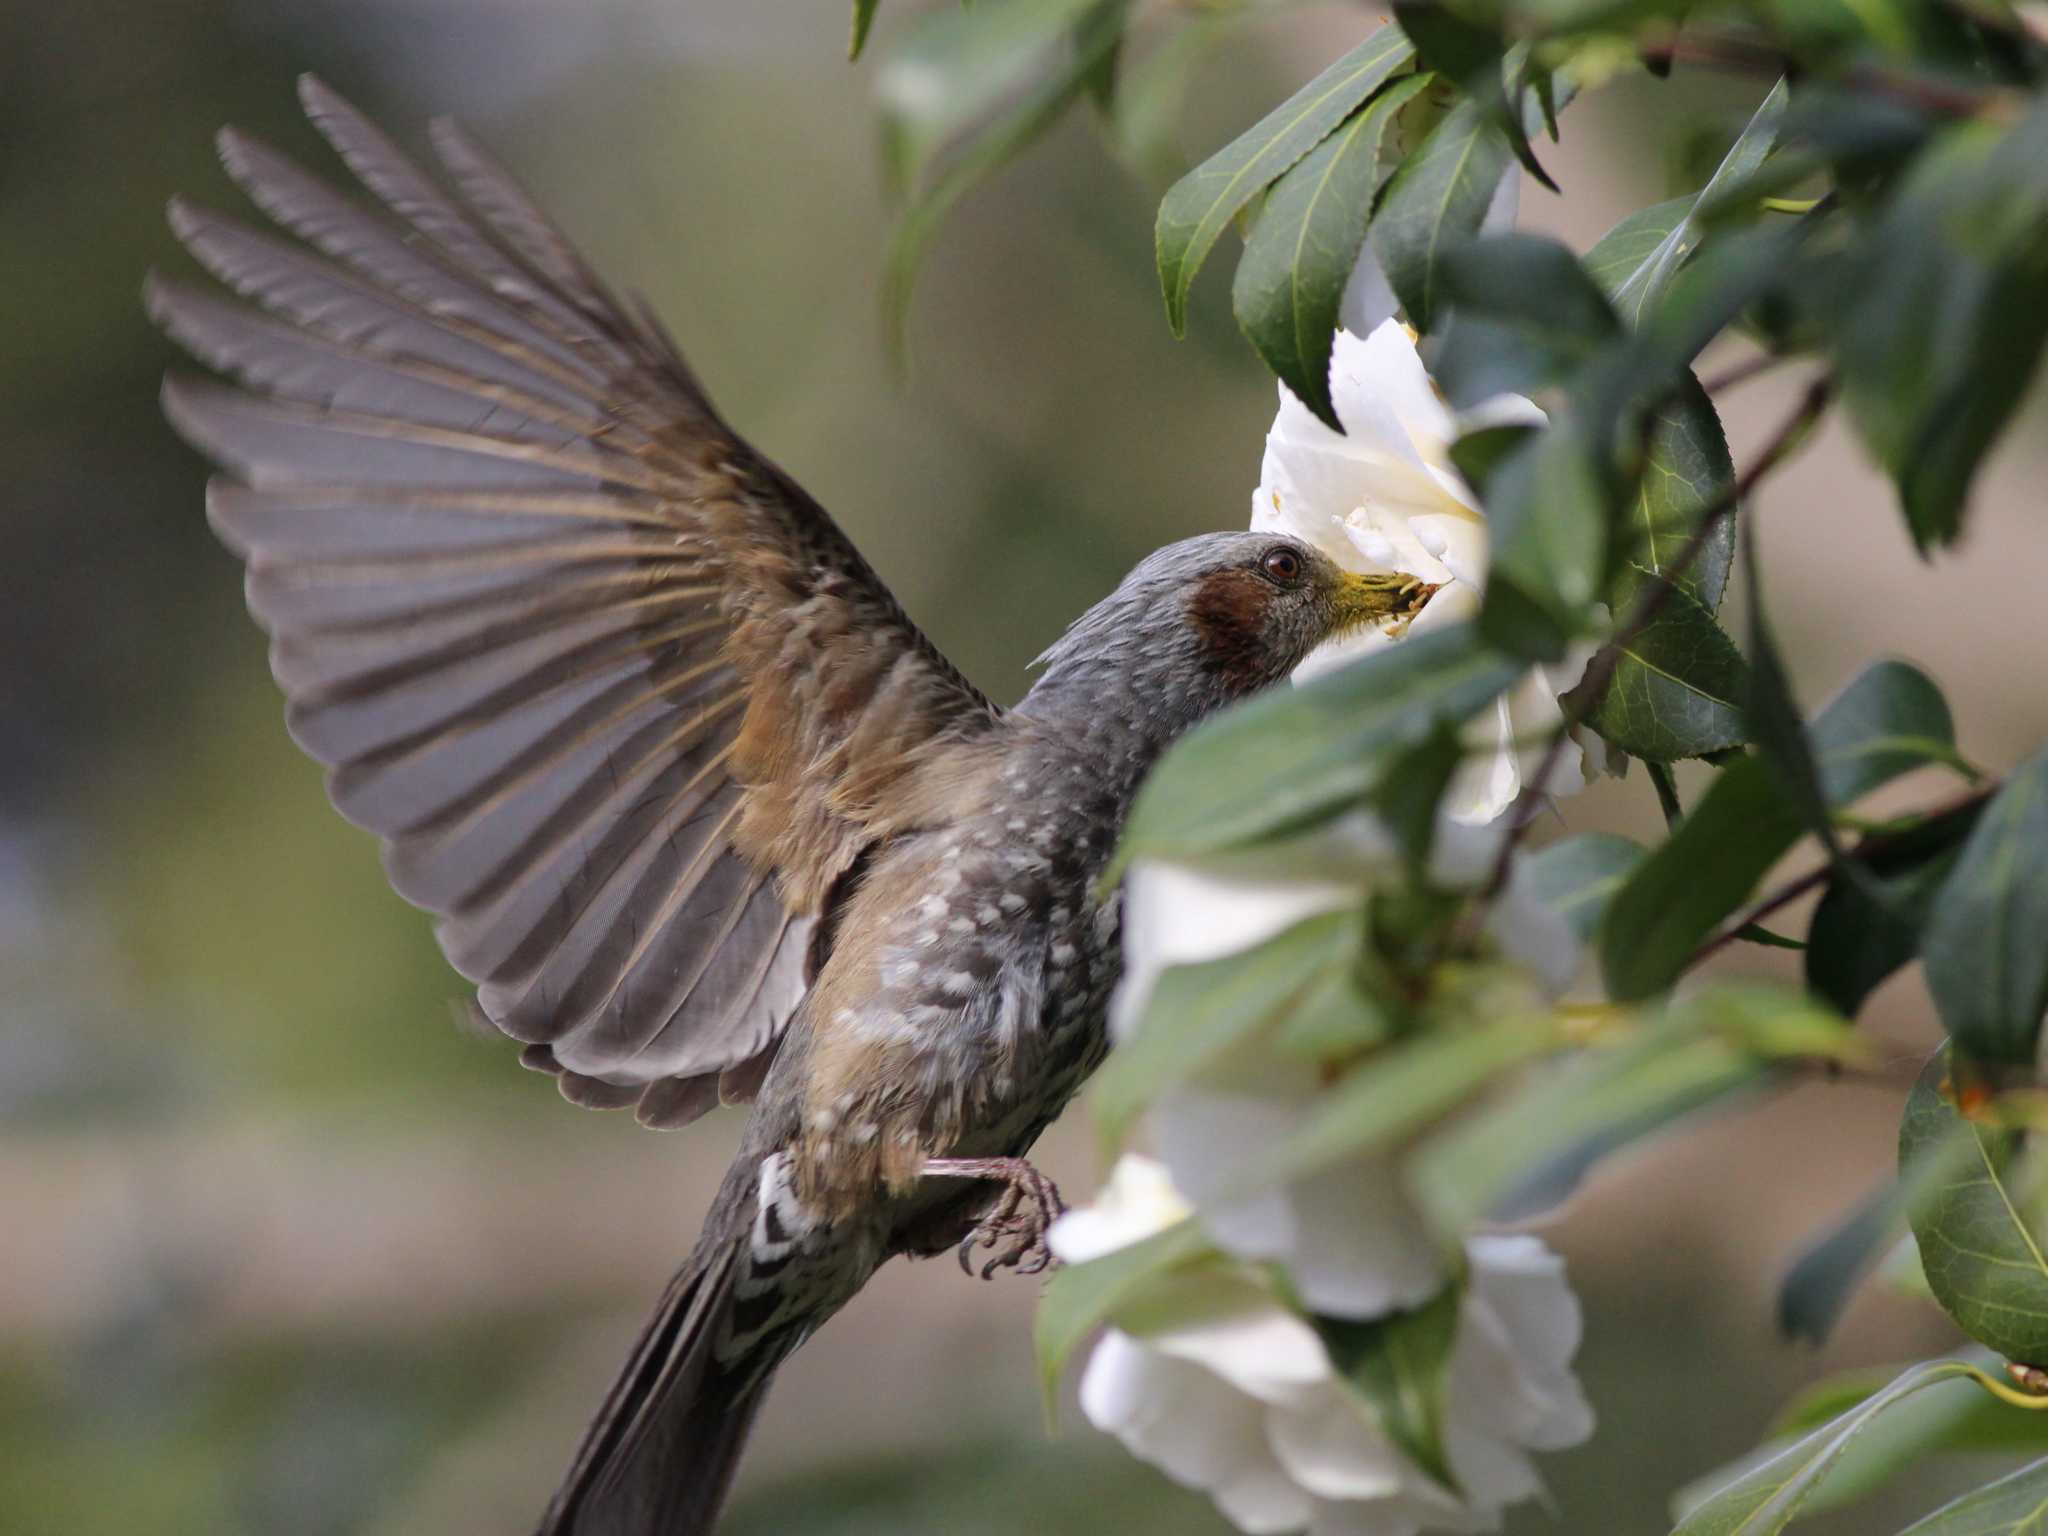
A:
148;76;1437;1536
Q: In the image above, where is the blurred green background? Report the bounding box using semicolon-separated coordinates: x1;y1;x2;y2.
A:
5;2;2048;1532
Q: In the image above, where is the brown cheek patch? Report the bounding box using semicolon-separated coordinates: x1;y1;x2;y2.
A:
1188;568;1277;690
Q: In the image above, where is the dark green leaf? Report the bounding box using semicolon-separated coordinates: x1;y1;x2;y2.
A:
1670;1359;1989;1535
1811;661;1969;806
1806;798;1984;1017
1835;103;2048;547
1320;1278;1464;1491
1157;22;1415;335
1743;526;1849;873
1390;2;1554;193
1779;1114;1980;1345
850;0;881;60
1114;622;1520;866
1371;96;1512;332
1923;746;2048;1064
1898;1454;2048;1534
1431;233;1620;406
1902;1049;2048;1361
1601;661;1969;1001
1091;910;1370;1147
1476;420;1610;662
1034;1218;1211;1402
1233;74;1431;429
1370;716;1465;874
1608;80;1787;328
1588;578;1751;762
1523;832;1646;943
1600;757;1802;1002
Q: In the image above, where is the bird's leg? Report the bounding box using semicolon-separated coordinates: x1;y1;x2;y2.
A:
922;1157;1067;1280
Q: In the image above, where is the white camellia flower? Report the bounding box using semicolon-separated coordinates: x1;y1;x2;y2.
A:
1252;318;1604;824
1053;1155;1594;1536
1113;816;1578;1318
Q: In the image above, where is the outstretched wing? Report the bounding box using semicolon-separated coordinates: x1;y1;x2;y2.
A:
151;76;998;1126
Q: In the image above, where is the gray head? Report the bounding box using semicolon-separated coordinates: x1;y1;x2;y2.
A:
1023;530;1435;732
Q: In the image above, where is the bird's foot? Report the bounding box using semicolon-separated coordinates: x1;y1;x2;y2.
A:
923;1157;1067;1280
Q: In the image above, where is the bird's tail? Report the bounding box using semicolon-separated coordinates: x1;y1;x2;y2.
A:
534;1234;779;1536
536;1150;870;1536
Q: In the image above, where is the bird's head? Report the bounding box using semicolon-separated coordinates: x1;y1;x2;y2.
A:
1169;529;1436;694
1029;530;1436;720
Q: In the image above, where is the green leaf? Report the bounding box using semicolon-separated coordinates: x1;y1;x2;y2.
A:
1588;578;1751;762
1091;910;1371;1147
1319;1278;1464;1491
1684;1357;2048;1523
1835;102;2048;547
1034;1218;1211;1405
1616;373;1737;613
1601;661;1968;1002
1522;832;1646;943
1898;1454;2048;1534
1902;1049;2048;1362
1584;196;1691;299
1371;95;1511;332
850;0;881;60
882;0;1130;352
1414;1013;1768;1233
1923;746;2048;1064
1389;2;1555;193
1431;232;1621;406
1476;419;1611;662
1608;80;1787;329
1670;1359;1989;1535
1114;622;1520;866
1806;798;1984;1017
1810;661;1970;806
1232;74;1431;429
1156;22;1415;335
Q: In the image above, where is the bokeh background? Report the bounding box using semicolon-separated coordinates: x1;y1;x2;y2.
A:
5;2;2047;1532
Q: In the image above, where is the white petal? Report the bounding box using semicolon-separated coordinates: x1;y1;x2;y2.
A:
1341;242;1400;339
1080;1331;1317;1535
1480;167;1521;235
1048;1154;1192;1263
1138;1281;1335;1402
1483;863;1582;997
1336;323;1458;472
1279;1158;1448;1319
1114;858;1355;1041
1267;1387;1411;1501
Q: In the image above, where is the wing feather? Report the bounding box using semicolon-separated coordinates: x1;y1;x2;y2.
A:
154;79;997;1125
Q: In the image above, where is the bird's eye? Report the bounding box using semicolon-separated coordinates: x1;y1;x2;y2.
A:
1259;546;1305;586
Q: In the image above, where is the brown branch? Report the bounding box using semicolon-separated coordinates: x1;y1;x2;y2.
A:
1702;350;1793;396
1633;33;2018;120
1483;374;1837;896
1683;780;2002;972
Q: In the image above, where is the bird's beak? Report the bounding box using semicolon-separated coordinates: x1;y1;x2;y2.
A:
1329;570;1438;639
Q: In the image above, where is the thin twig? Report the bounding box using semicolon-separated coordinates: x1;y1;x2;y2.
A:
1701;350;1792;396
1634;33;2019;120
1483;374;1837;896
1683;780;2002;972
